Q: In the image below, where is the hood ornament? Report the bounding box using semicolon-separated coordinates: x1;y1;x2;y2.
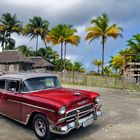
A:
74;91;81;96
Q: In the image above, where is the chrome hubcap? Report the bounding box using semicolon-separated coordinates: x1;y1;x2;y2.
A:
35;119;47;137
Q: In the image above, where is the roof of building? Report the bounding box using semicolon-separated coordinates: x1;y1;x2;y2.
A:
0;72;56;81
0;50;33;64
30;57;54;68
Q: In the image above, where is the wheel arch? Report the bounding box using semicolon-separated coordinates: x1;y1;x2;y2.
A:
27;111;46;126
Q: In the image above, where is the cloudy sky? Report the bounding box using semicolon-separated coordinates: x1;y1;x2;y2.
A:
0;0;140;71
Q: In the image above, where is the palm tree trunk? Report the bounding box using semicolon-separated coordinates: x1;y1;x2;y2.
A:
64;42;67;70
44;39;48;48
36;35;39;52
34;35;39;71
101;37;105;75
1;39;5;52
61;42;63;60
98;66;100;74
60;42;63;71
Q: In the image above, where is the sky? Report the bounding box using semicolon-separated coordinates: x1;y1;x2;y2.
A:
0;0;140;72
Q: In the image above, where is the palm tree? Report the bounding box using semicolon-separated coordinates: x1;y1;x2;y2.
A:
73;62;84;72
0;12;22;50
127;34;140;62
48;24;80;70
48;24;69;60
85;13;123;74
65;59;74;71
37;47;59;63
92;59;102;74
23;16;49;52
64;28;80;70
17;45;32;57
103;66;112;76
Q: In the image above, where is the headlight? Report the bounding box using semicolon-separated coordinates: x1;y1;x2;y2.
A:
58;106;66;115
95;96;100;104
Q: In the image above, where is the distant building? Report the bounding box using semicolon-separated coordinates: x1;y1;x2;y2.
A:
29;57;54;72
0;50;33;73
125;62;140;84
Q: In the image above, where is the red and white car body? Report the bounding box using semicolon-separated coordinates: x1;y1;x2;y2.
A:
0;73;102;139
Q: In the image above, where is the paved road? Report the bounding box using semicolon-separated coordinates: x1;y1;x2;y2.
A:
0;85;140;140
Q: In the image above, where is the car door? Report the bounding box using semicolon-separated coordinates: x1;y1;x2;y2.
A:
0;79;6;113
1;79;22;121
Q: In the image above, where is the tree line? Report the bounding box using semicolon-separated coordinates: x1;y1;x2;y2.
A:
1;12;133;75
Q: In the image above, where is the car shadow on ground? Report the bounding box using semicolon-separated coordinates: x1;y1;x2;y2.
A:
0;115;103;140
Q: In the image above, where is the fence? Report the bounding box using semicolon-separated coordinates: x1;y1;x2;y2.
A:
52;71;140;91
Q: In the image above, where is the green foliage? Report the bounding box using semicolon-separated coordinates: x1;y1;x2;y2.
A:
36;47;59;63
23;16;49;51
103;66;112;76
92;59;102;74
48;24;80;62
16;45;32;56
0;12;22;50
73;62;86;73
127;33;140;62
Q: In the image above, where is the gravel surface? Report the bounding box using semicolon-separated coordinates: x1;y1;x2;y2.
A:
0;85;140;140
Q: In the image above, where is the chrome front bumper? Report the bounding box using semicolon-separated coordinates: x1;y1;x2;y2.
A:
49;111;102;135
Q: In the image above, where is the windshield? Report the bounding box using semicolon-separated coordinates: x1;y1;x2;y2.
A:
24;76;61;91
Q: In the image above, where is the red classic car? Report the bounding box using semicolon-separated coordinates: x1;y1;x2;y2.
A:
0;73;102;140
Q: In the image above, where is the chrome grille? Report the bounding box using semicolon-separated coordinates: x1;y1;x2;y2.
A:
66;104;93;117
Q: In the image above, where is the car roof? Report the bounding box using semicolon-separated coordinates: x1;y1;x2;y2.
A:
0;72;56;81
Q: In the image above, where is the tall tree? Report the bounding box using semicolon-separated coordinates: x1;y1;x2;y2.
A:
23;16;49;52
64;29;80;70
85;13;123;74
48;24;69;60
0;12;22;50
48;24;80;70
92;59;102;74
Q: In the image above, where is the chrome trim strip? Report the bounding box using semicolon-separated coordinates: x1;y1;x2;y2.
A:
0;112;30;125
58;108;93;123
66;103;93;114
66;118;74;122
7;99;55;113
66;109;93;122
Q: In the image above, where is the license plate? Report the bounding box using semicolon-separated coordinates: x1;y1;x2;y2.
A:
83;117;93;127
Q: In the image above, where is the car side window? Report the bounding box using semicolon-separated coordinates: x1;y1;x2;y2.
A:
8;80;20;92
0;79;6;89
21;82;29;92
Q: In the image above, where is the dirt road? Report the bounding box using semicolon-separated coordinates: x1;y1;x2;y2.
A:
0;85;140;140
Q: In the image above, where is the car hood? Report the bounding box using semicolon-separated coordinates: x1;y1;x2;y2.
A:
28;88;98;108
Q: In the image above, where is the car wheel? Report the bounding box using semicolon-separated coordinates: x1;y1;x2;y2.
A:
33;114;52;140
